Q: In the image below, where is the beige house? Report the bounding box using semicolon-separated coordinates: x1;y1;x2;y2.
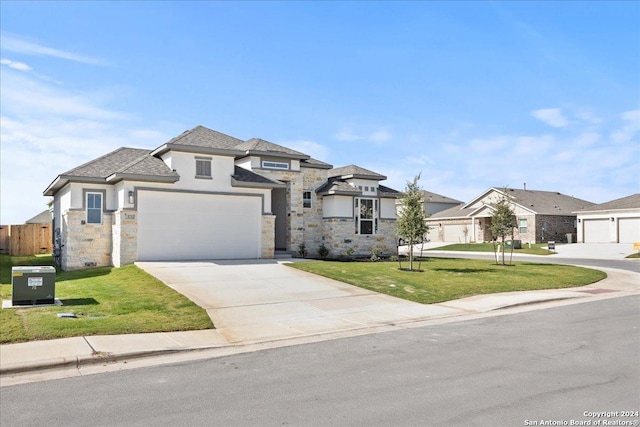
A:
44;126;400;270
575;194;640;243
426;187;594;244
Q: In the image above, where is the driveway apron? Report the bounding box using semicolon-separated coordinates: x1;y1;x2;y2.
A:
136;260;460;344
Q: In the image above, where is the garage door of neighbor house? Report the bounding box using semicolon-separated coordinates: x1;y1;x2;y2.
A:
583;219;609;243
137;191;262;261
619;218;640;243
444;224;470;243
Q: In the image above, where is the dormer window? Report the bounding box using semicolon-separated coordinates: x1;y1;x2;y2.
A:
262;161;289;170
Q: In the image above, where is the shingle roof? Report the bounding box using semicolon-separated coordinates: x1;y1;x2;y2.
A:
235;138;310;159
44;147;179;195
429;187;594;219
315;178;400;197
61;147;163;178
25;210;52;224
301;157;333;169
498;188;593;215
429;205;477;220
328;165;386;180
420;190;463;205
579;193;640;212
378;185;402;197
315;178;360;195
165;125;244;150
231;166;284;187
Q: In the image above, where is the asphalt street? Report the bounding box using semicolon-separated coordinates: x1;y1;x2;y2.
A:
2;296;638;427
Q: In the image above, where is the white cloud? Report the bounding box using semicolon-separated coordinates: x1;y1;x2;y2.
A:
283;140;330;162
531;108;569;128
610;109;640;144
0;68;161;224
405;155;434;166
335;127;392;143
0;58;32;71
1;32;107;66
2;70;127;120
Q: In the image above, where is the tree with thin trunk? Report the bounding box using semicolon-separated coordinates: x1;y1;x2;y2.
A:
397;174;429;271
490;191;516;266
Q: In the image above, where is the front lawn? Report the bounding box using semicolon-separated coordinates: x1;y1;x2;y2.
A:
288;258;606;305
0;255;213;344
427;242;555;255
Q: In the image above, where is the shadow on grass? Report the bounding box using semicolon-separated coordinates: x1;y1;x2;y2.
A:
57;267;113;282
432;268;494;274
60;298;99;306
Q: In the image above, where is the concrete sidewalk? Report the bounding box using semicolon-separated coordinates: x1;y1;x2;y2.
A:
2;266;638;378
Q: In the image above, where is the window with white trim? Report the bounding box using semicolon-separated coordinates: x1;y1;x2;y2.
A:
303;191;312;208
87;192;103;224
519;218;527;234
195;158;212;178
354;198;378;235
262;161;289;170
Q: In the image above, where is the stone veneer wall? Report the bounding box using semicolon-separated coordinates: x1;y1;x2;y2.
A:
322;218;397;259
61;210;113;270
261;214;275;258
301;167;328;257
255;168;305;253
112;210;138;267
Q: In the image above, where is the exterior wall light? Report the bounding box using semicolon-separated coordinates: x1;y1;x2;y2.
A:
128;191;135;204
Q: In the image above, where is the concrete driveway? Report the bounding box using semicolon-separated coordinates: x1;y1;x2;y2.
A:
136;260;460;344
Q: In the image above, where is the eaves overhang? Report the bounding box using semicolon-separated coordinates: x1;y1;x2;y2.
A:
340;173;387;181
230;177;286;189
105;173;180;184
151;143;245;158
43;175;105;196
240;150;310;161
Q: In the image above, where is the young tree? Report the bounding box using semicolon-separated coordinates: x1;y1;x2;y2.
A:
397;174;429;271
490;191;516;265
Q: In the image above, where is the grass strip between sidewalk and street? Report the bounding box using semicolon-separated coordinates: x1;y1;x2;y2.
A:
0;255;213;344
288;258;606;305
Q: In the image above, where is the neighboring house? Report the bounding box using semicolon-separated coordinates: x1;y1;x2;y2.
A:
44;125;400;270
575;194;640;243
426;187;594;244
396;190;463;218
25;210;52;224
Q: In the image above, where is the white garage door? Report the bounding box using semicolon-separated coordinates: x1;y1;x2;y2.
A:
137;191;262;261
444;224;471;243
619;218;640;243
583;219;609;243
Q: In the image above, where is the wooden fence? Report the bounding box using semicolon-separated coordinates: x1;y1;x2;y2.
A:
0;224;53;256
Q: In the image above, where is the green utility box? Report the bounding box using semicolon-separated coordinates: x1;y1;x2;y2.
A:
12;266;56;305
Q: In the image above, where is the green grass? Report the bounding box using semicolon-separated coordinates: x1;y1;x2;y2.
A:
427;242;555;255
288;258;606;305
0;255;213;344
626;252;640;259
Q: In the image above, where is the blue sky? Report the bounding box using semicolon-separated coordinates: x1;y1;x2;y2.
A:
1;1;638;224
